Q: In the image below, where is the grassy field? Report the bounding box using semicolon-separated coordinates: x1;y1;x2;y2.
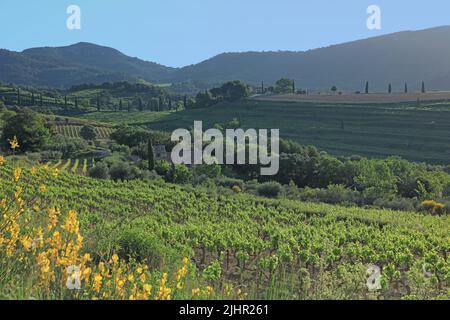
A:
255;91;450;104
77;100;450;164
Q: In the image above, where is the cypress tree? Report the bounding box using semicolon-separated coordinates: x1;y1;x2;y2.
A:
292;80;296;94
159;96;164;111
421;81;425;93
39;94;43;107
388;83;392;94
119;99;123;111
97;95;100;111
183;95;187;110
75;97;78;109
261;81;265;94
64;95;68;110
31;92;35;105
365;81;369;94
404;82;408;93
148;139;155;171
17;89;21;106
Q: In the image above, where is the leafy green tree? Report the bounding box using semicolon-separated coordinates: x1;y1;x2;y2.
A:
331;86;337;94
210;81;249;101
195;91;213;108
354;159;397;200
314;155;344;187
111;126;150;147
80;125;97;141
275;78;295;94
1;109;51;152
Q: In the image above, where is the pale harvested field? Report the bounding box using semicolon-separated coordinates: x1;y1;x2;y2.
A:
253;91;450;104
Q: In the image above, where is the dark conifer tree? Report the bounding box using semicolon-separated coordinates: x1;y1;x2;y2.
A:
148;139;155;171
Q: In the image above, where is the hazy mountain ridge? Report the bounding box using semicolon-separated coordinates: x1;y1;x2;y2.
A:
2;26;450;90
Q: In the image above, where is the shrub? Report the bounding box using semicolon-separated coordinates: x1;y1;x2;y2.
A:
373;197;416;211
109;161;131;181
257;181;282;198
80;125;97;141
110;143;131;156
298;185;364;206
420;200;445;215
88;162;109;179
118;227;171;267
215;177;244;189
40;150;63;162
167;164;192;184
193;163;221;178
232;185;242;193
155;160;171;176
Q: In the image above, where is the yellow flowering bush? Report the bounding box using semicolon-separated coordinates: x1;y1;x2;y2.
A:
0;163;219;300
421;200;445;215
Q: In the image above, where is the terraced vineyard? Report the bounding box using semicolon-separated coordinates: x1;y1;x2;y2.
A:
55;124;114;140
0;162;448;299
50;158;95;176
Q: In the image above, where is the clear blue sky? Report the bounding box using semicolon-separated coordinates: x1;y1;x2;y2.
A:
0;0;449;67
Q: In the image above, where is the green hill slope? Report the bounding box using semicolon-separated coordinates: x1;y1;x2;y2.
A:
79;100;450;164
0;163;448;299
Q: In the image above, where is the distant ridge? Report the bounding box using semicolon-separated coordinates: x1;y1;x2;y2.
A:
2;26;450;90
